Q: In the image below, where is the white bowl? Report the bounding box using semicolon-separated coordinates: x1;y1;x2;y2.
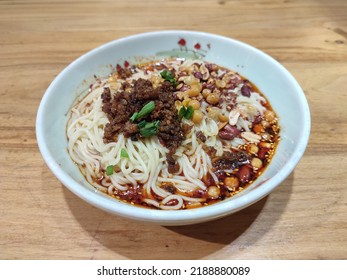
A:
36;31;310;226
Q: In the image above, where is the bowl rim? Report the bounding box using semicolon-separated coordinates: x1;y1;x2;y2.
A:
36;30;311;224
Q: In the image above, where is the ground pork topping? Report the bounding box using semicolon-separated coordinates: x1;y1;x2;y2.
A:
102;78;187;161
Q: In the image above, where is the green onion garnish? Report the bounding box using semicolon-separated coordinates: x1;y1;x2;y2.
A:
106;165;114;176
137;120;147;129
185;106;194;119
130;101;156;122
160;70;177;86
139;120;160;137
179;106;187;120
179;105;194;120
120;148;129;158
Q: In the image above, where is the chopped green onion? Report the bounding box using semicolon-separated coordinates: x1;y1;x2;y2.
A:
137;120;147;129
130;101;156;122
179;106;187;120
120;148;129;158
139;120;160;137
185;106;194;119
160;70;177;86
179;105;194;120
106;165;114;176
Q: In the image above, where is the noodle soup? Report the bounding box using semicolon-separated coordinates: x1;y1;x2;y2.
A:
67;58;280;210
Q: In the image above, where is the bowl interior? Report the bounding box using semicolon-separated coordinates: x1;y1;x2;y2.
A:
36;31;310;225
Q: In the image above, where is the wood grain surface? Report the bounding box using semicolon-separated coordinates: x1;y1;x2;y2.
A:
0;0;346;260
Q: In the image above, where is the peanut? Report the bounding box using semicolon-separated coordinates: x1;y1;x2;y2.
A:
206;93;219;105
224;176;239;190
189;99;201;110
251;157;263;169
192;110;204;124
207;186;220;199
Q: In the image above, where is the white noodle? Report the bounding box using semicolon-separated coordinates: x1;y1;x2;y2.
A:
67;58;269;210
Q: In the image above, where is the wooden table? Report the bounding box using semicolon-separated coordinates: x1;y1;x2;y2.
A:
1;0;346;260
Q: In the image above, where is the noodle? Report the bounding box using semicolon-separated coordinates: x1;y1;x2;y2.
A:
67;58;280;210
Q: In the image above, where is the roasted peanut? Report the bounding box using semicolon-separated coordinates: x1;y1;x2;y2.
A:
207;186;220;199
224;176;239;190
238;165;252;183
200;64;209;80
264;110;275;122
207;107;221;120
187;84;201;97
218;124;240;140
261;132;271;141
247;143;259;155
192;110;204;124
251;157;263;169
189;99;201;110
241;84;251;97
216;79;226;88
206;93;219;105
182;98;190;107
202;88;211;98
218;113;229;122
261;120;270;129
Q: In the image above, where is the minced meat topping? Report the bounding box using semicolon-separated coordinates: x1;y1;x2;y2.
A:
102;78;186;157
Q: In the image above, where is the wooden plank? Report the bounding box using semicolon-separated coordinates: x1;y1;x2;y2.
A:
0;0;346;260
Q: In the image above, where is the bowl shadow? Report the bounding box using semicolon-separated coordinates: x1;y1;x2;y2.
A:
61;173;294;259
